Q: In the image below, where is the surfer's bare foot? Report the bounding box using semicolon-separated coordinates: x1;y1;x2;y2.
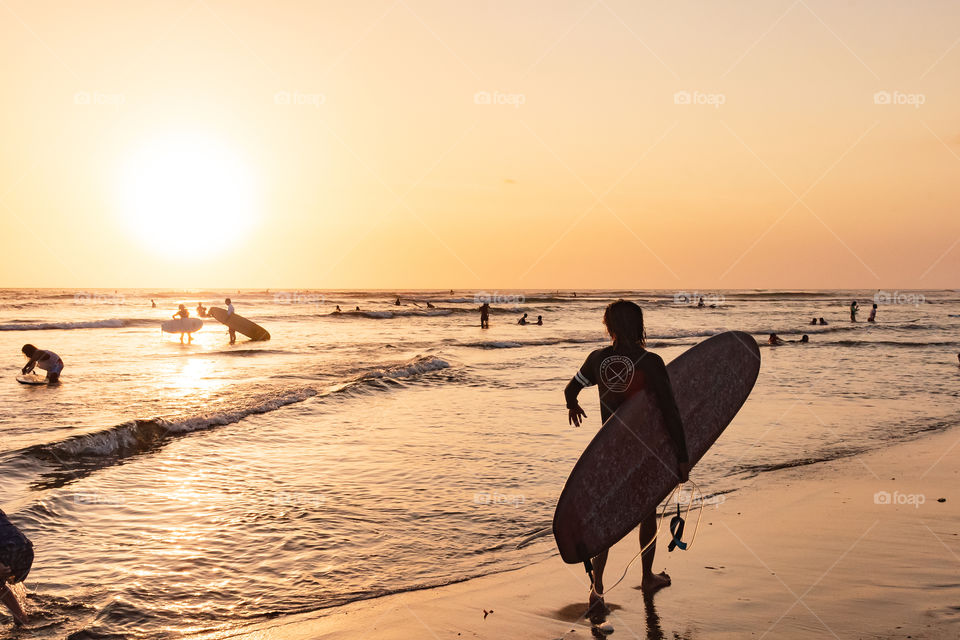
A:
640;571;671;593
586;586;608;624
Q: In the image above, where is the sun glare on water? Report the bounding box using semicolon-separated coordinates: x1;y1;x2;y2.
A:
118;136;258;257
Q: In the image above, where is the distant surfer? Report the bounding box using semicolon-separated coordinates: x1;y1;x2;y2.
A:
479;302;490;329
517;313;528;325
850;300;859;322
810;317;818;325
21;344;63;383
196;302;207;318
0;509;32;626
697;297;705;308
355;306;360;311
395;297;401;306
334;305;341;313
535;315;543;325
564;300;689;617
768;333;785;346
173;305;193;344
225;298;236;344
426;301;435;309
790;335;810;344
868;303;877;323
151;299;156;308
819;317;828;325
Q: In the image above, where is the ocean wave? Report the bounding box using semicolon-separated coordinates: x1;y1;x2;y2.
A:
0;318;140;331
24;387;317;462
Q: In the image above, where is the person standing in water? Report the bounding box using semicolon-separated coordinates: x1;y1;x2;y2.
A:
225;298;237;344
479;302;490;329
0;509;33;626
196;302;207;318
868;303;877;323
517;313;528;325
21;344;64;383
564;300;689;621
850;300;859;322
151;299;156;308
172;304;193;344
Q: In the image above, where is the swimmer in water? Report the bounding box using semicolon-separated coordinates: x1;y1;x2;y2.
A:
868;303;877;323
196;302;207;317
697;297;705;308
518;313;528;325
564;300;688;620
21;344;64;383
334;305;341;313
535;315;543;325
819;317;828;325
768;333;785;346
395;297;401;306
810;317;818;325
151;299;156;308
355;306;360;311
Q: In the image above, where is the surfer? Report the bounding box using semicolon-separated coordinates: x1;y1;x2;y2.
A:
768;333;785;346
819;317;828;325
868;303;877;323
479;302;490;329
225;298;236;344
850;300;859;322
355;306;360;311
697;297;705;308
810;317;818;325
334;305;341;313
535;315;543;325
564;300;689;613
518;313;528;325
0;509;32;626
21;344;64;383
172;305;193;344
395;297;401;306
151;299;156;308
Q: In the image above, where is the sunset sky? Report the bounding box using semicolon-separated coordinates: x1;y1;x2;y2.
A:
1;0;958;289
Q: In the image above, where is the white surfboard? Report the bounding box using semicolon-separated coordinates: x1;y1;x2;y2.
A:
161;318;203;334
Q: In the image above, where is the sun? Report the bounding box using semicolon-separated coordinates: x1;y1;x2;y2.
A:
117;135;258;257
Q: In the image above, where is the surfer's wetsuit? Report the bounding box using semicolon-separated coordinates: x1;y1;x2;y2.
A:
564;345;689;464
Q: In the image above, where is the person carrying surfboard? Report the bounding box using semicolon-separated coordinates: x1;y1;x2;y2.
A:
225;298;236;344
21;344;64;383
564;300;689;616
172;305;193;344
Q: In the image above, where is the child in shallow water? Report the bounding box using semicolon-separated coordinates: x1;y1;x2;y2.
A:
21;344;64;383
0;509;33;626
563;300;689;621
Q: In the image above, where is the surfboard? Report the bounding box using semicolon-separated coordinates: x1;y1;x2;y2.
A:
161;318;203;334
552;331;761;564
208;307;270;341
17;373;49;385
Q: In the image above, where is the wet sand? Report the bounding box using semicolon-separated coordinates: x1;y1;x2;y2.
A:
192;427;960;640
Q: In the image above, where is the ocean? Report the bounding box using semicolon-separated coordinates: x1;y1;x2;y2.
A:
0;288;957;638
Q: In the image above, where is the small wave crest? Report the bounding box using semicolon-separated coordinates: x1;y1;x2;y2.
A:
0;318;136;331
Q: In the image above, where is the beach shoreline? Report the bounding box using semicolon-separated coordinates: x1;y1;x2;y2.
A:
191;425;960;640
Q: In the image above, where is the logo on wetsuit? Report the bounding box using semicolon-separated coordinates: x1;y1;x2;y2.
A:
599;355;634;392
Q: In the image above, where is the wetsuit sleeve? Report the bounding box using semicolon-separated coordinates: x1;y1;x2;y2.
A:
564;351;598;409
645;354;689;463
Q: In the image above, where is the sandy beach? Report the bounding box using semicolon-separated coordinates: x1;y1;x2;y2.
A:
191;425;959;640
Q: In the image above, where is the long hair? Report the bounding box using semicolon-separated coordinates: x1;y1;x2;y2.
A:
603;300;645;347
21;344;37;358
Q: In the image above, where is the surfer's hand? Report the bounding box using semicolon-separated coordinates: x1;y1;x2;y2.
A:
677;461;690;483
568;405;587;427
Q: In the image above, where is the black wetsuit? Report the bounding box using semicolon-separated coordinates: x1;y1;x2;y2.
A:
0;510;33;584
564;344;689;463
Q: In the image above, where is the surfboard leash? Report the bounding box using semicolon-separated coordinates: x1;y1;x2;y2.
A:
597;479;705;596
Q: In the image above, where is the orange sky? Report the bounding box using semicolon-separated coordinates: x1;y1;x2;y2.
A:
1;0;959;289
